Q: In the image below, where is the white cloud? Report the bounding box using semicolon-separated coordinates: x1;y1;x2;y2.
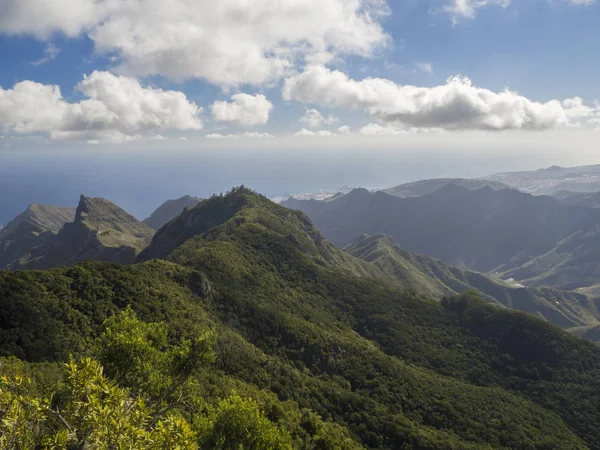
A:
300;108;340;128
283;65;590;131
31;43;60;66
563;97;595;119
445;0;511;21
0;0;389;87
205;132;274;139
586;102;600;127
0;0;105;38
205;134;241;140
360;123;443;135
293;125;350;136
211;94;273;127
443;0;594;21
360;123;405;135
0;71;203;143
294;129;336;137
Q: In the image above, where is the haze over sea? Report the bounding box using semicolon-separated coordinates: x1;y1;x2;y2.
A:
1;132;599;225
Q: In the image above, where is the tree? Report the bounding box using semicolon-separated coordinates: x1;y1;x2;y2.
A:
0;358;197;449
98;307;216;413
195;392;293;450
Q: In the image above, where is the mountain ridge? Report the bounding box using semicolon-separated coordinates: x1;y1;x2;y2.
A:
3;195;154;270
346;234;599;329
381;178;509;197
0;203;75;240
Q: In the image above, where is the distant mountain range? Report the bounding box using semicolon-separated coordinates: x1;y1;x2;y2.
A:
486;164;600;195
284;183;600;292
380;178;509;197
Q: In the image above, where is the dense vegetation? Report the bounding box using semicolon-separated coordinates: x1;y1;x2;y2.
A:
345;233;598;329
3;187;600;448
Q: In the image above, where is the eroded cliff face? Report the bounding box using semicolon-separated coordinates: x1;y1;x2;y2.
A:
2;195;154;270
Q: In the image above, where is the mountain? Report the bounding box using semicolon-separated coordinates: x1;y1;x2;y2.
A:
487;164;600;195
381;178;509;197
283;185;600;276
5;195;155;269
346;234;599;329
554;189;600;208
0;204;76;268
143;195;203;230
0;204;75;239
5;187;600;447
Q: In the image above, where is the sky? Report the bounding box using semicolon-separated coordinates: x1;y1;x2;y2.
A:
0;0;599;221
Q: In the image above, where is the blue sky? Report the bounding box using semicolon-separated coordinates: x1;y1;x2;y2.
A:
0;0;599;142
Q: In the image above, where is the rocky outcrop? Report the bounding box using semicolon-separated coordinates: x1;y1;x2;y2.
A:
3;195;155;270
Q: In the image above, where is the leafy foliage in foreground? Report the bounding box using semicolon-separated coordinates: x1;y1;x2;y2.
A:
0;310;294;450
3;188;600;448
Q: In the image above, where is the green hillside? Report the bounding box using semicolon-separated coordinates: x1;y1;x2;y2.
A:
4;187;600;448
346;234;599;329
500;229;600;290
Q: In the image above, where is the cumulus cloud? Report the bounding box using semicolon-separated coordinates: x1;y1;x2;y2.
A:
0;71;203;142
205;132;274;139
563;97;595;118
211;94;273;127
0;0;389;87
0;0;105;38
300;108;340;128
283;65;592;131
